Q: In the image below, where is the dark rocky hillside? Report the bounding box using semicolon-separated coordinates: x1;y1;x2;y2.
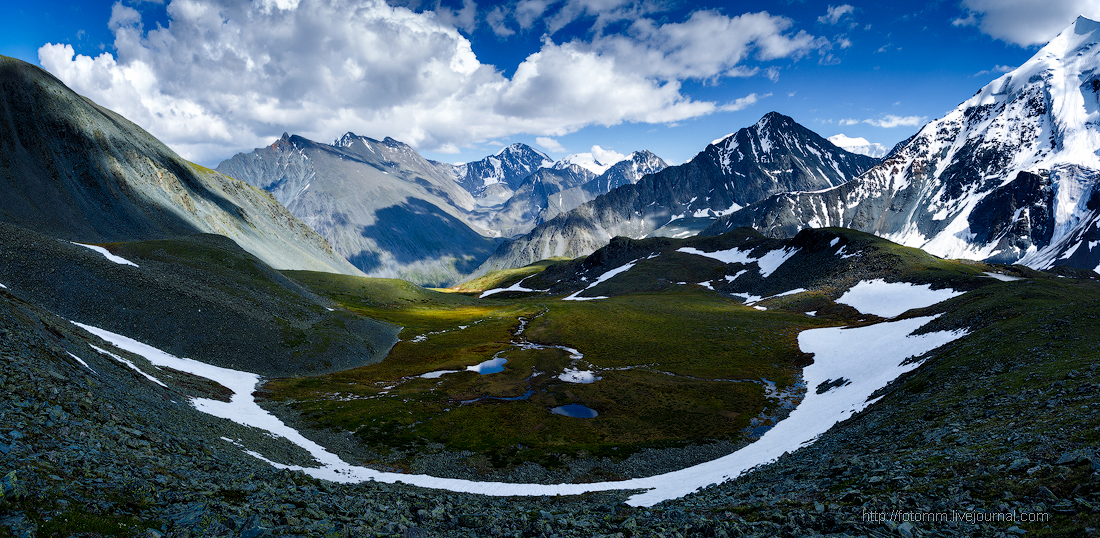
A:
0;222;398;377
0;56;359;276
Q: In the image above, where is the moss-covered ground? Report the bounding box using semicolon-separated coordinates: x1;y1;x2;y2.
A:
271;271;834;471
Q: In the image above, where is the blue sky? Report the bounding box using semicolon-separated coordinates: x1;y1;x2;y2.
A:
3;1;1098;167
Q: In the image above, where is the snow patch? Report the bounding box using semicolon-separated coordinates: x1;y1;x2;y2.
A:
563;260;638;301
835;280;964;318
678;246;799;278
982;272;1025;282
87;343;167;387
66;352;97;374
480;276;548;298
73;243;139;267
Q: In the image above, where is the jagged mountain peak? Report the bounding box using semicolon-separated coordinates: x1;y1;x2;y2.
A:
456;143;554;194
495;142;550;160
473;114;877;277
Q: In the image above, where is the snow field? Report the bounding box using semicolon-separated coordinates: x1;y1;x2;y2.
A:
835;279;964;318
677;246;799;278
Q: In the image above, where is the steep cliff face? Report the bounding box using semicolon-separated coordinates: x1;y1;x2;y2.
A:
0;56;360;276
708;17;1100;273
472;112;878;276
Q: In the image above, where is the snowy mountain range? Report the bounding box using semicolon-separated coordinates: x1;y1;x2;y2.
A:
473;112;879;276
217;134;668;284
708;16;1100;273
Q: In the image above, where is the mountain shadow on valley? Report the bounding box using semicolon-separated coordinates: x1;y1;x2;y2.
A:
359;198;499;277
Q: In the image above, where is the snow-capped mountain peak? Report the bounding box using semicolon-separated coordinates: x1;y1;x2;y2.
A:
709;16;1100;273
827;134;890;158
455;143;555;194
552;153;613;175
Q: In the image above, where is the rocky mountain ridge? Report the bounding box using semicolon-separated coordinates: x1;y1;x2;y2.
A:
471;112;880;277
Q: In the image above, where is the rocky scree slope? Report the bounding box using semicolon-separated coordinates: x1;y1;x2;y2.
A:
472;112;879;278
0;222;398;377
3;240;1099;536
0;56;359;276
708;16;1100;274
217;133;497;287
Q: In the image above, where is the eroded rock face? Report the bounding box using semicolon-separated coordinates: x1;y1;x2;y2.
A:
709;17;1100;274
474;112;878;277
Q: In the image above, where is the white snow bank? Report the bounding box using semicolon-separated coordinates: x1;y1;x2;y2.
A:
69;313;967;507
563;260;637;301
67;352;97;374
982;272;1024;282
480;276;547;298
558;369;601;384
770;288;807;298
89;344;167;388
678;246;798;278
420;370;461;379
73;243;139;267
835;279;964;318
0;283;6;289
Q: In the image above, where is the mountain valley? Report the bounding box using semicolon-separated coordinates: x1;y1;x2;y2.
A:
3;15;1100;538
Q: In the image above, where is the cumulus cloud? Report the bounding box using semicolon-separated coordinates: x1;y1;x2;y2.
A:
839;115;925;128
719;92;771;112
536;136;566;153
590;145;627;165
594;11;825;80
953;0;1100;46
973;64;1015;77
39;0;822;163
818;5;855;25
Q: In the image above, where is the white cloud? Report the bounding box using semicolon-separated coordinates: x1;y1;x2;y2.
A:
973;64;1014;77
486;5;515;36
590;145;626;164
595;11;825;80
865;115;924;128
536;136;566;153
39;0;823;164
432;0;478;34
953;0;1100;46
837;115;925;128
718;92;770;112
515;0;551;29
818;5;855;25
